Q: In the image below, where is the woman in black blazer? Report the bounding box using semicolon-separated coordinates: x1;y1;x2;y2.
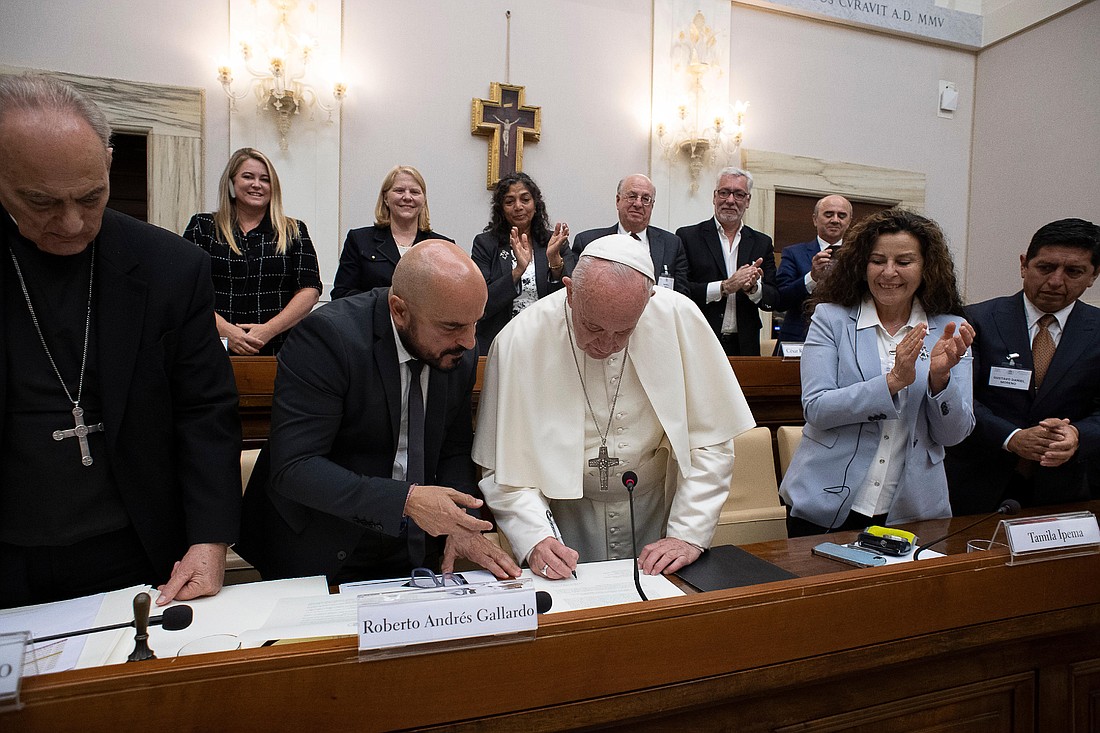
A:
471;172;574;354
331;165;452;299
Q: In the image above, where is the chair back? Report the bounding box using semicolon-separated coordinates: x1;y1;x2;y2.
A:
712;426;788;545
776;425;803;479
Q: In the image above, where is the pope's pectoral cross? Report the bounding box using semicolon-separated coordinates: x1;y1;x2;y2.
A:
588;444;620;492
53;405;104;467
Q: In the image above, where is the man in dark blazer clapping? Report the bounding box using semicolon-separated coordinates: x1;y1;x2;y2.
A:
678;167;778;355
572;173;690;296
775;194;853;346
239;241;520;584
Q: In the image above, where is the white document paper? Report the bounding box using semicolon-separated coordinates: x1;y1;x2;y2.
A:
0;593;100;675
101;576;331;662
238;593;361;644
459;559;684;614
0;585;153;675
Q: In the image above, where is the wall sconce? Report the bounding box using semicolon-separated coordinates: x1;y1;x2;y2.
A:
656;12;748;193
218;0;346;151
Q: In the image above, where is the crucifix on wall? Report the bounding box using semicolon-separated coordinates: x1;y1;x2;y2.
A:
471;82;541;190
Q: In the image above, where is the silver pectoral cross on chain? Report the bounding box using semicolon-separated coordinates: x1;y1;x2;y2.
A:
53;405;104;467
588;443;621;492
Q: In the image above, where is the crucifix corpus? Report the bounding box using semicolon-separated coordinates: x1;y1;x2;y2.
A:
471;82;541;190
588;445;621;492
470;10;541;189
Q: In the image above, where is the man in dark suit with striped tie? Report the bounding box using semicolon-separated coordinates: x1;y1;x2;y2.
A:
946;218;1100;514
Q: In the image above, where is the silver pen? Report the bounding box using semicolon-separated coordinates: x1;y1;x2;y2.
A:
546;509;578;579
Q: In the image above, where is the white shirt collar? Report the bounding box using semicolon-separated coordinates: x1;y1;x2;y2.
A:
713;217;743;242
856;294;928;332
617;223;648;247
817;236;841;251
1022;293;1075;331
390;313;416;366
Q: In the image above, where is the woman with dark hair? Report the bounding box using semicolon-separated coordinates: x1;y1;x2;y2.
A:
184;147;321;355
779;209;976;536
471;172;574;354
331;165;452;299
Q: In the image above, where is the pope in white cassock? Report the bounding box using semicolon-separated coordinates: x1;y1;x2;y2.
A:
473;235;756;579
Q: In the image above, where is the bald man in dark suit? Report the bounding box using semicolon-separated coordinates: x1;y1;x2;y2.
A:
238;241;520;583
572;173;689;296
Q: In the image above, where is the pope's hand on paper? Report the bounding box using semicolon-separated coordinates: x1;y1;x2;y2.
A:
529;536;579;580
639;537;701;576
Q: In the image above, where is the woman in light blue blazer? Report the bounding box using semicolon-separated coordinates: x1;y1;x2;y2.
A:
779;209;976;536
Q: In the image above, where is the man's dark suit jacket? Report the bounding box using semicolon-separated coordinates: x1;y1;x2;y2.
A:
677;218;778;355
471;230;576;355
945;292;1100;514
775;239;820;343
330;225;453;300
571;224;690;296
0;207;242;582
237;288;479;580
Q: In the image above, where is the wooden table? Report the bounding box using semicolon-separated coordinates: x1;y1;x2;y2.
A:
234;356;804;449
7;503;1099;732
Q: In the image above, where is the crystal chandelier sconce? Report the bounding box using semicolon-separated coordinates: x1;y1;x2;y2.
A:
218;0;346;151
656;12;748;194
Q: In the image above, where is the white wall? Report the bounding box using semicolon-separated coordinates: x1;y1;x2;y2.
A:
6;0;1093;304
340;0;655;258
1;0;232;221
722;5;977;279
968;0;1100;304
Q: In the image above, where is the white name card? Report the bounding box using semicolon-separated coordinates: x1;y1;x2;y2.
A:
989;366;1030;390
0;631;29;708
780;343;804;359
357;580;537;656
1004;512;1100;555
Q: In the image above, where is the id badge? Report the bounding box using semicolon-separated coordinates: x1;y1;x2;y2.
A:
989;366;1030;390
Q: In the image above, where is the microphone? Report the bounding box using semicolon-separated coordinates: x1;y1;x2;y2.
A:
535;590;553;614
913;499;1021;560
622;471;648;602
31;604;193;644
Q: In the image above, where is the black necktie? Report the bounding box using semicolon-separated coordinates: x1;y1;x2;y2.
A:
630;232;641;241
406;360;426;565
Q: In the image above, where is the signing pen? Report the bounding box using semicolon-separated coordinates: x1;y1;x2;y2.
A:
546;508;578;579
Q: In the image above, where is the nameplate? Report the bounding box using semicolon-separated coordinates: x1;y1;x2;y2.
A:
0;631;28;709
780;343;804;359
989;366;1030;391
1002;512;1100;562
357;580;537;658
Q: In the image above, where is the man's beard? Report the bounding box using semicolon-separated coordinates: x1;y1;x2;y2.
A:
397;330;466;372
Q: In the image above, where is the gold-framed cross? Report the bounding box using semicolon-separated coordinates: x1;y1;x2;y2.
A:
471;82;541;190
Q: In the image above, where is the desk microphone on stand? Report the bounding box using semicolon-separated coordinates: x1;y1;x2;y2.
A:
913;499;1021;560
31;601;193;643
622;471;648;602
